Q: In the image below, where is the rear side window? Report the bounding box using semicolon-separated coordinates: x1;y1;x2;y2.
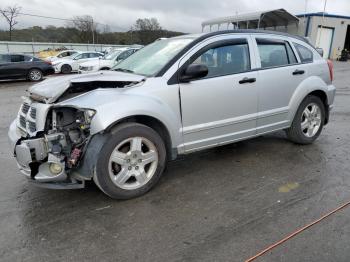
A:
190;41;251;78
58;52;70;58
257;39;298;68
89;53;101;58
293;43;313;63
10;55;25;62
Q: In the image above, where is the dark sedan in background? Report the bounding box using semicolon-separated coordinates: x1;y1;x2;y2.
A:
0;53;55;82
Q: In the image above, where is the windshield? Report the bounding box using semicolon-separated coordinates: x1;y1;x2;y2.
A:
112;37;194;76
104;50;123;60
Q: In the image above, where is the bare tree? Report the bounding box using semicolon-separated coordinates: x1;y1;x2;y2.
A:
68;15;96;43
131;18;163;44
0;4;21;41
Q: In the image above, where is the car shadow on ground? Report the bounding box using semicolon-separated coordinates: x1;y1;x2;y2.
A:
19;131;300;203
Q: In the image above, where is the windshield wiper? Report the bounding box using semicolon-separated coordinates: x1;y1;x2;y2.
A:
114;68;134;74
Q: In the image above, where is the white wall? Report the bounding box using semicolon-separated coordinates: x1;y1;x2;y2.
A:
295;16;350;59
0;41;133;55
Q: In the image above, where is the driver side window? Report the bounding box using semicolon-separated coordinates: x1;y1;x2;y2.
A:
189;41;251;78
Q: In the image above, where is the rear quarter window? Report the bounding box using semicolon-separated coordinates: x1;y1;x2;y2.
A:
10;55;25;62
293;43;313;63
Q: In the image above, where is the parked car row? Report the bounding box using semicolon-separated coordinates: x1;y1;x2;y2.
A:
0;46;142;82
78;47;140;73
0;53;54;81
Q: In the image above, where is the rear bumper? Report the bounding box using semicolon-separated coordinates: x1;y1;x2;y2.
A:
325;84;336;125
327;84;336;106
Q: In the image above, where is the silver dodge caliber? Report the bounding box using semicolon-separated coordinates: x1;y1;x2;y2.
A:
8;30;336;199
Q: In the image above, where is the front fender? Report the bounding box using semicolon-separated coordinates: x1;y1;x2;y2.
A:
59;89;183;148
288;76;335;122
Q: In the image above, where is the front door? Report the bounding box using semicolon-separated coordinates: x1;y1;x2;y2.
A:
179;37;258;152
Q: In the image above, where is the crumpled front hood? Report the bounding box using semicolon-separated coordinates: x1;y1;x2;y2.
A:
28;71;145;103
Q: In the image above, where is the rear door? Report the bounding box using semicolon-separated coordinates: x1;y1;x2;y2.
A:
8;54;27;78
252;36;308;134
178;35;259;152
0;54;11;79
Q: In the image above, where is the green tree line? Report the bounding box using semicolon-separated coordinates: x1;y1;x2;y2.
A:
0;19;184;45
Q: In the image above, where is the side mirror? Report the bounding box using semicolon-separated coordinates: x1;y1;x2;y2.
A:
316;48;324;57
180;64;208;82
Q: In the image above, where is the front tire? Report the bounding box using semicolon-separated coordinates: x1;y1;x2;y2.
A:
94;123;167;199
286;95;325;144
28;68;43;81
61;64;72;74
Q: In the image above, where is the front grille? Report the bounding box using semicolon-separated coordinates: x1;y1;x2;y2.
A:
80;66;88;71
22;103;30;114
18;102;38;136
28;121;36;132
19;115;26;129
30;107;37;119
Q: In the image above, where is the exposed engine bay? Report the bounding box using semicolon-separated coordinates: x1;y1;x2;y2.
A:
45;107;95;169
15;104;97;187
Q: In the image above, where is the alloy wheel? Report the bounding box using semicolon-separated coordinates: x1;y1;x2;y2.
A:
29;69;42;81
301;103;322;138
108;136;158;190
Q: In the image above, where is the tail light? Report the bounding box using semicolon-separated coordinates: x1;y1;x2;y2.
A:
327;59;334;82
45;60;52;65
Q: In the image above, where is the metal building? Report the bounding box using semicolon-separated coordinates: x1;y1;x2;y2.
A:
202;9;299;33
296;13;350;59
202;9;350;59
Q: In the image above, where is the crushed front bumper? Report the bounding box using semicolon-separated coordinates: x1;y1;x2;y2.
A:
8;120;84;189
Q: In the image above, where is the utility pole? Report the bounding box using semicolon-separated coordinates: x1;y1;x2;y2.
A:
316;0;327;49
92;20;95;45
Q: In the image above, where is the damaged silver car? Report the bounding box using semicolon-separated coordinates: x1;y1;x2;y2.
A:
9;30;336;199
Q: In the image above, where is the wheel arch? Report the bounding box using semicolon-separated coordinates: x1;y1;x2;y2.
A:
27;67;43;80
60;63;72;73
288;76;331;126
106;115;176;160
308;90;329;124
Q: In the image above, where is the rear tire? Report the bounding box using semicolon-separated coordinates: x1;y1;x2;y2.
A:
286;95;325;144
94;123;167;199
27;69;43;81
61;64;72;74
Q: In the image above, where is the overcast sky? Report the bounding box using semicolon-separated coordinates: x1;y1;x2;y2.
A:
1;0;350;33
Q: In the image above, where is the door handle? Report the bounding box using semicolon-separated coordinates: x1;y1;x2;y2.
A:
292;69;305;75
239;77;256;84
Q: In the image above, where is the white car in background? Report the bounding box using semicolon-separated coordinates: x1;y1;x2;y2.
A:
52;51;104;74
45;50;80;62
78;47;140;74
